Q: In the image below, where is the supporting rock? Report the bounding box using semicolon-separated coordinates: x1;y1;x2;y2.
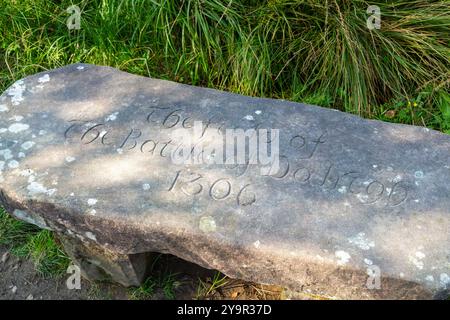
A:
59;235;151;287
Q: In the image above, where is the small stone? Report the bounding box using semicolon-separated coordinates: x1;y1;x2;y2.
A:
1;251;10;263
26;294;34;300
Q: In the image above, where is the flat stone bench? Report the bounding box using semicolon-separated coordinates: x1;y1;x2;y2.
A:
0;64;449;299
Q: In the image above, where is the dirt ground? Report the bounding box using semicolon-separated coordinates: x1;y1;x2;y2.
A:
0;245;287;300
0;245;125;300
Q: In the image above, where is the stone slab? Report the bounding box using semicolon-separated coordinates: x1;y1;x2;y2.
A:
0;64;449;299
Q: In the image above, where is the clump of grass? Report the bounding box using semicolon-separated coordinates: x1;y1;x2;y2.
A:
0;207;40;247
128;271;181;300
0;207;70;277
196;271;229;299
1;0;448;126
128;277;156;300
128;254;183;300
252;0;450;115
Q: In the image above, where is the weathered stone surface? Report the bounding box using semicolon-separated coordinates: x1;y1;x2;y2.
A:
59;235;152;286
0;64;449;299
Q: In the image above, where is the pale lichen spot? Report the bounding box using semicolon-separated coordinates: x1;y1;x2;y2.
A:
116;148;123;154
27;181;56;196
8;123;29;133
255;110;262;115
87;198;98;206
348;232;375;250
7;160;19;169
199;216;217;233
243;115;254;121
409;251;426;270
85;232;97;241
356;194;369;203
7;80;25;105
414;171;424;179
142;183;151;191
21;141;35;150
364;258;373;265
65;156;76;163
425;275;434;282
415;251;426;259
76;66;85;70
0;149;13;160
38;74;50;83
253;240;261;249
393;175;402;183
105;112;119;122
338;186;347;194
335;250;351;266
10;115;24;122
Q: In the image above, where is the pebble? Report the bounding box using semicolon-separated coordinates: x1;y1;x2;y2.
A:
26;294;34;300
1;251;9;263
11;286;17;294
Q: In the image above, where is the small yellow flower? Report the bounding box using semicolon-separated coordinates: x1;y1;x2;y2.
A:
407;101;411;107
413;102;418;107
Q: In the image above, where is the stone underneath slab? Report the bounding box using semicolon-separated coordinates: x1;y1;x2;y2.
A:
0;64;449;299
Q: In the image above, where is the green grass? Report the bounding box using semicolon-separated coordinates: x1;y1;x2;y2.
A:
0;0;448;295
0;0;448;128
196;271;229;299
128;270;181;300
0;208;70;277
128;254;183;300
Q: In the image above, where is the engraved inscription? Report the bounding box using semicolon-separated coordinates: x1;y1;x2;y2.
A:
64;104;412;209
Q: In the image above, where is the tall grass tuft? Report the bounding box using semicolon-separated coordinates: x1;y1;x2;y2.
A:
0;208;70;277
0;0;449;119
